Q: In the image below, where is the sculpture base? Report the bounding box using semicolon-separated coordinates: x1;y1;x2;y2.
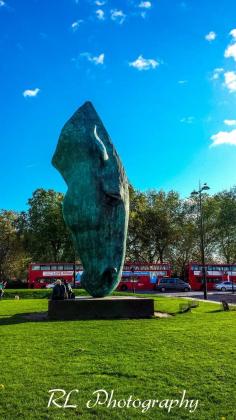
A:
48;296;154;320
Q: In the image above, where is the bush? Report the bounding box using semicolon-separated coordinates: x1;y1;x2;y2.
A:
5;280;27;289
3;289;52;299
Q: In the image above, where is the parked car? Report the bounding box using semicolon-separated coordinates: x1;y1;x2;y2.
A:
155;278;191;292
46;283;55;289
214;281;236;291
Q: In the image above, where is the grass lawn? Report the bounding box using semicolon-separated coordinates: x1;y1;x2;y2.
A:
0;293;235;419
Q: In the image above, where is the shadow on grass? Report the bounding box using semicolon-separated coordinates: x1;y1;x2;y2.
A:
206;308;236;313
0;312;48;325
0;313;156;324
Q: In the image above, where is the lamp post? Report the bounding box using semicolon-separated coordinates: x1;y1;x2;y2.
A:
73;252;76;288
191;182;210;300
131;267;136;294
231;272;235;294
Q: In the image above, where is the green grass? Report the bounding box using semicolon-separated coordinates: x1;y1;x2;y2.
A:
0;296;235;420
2;289;186;314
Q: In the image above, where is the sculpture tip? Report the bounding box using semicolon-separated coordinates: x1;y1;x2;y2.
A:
82;100;95;110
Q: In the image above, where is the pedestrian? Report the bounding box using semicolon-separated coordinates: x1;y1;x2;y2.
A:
64;280;73;299
51;279;66;300
0;281;5;299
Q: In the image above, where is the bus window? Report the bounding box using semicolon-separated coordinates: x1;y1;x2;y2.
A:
64;264;74;270
40;265;50;270
121;277;129;283
32;265;40;270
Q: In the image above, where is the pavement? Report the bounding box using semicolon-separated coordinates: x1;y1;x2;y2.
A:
161;291;236;304
136;290;236;304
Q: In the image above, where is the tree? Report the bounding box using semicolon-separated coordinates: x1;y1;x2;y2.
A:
166;199;199;278
126;187;149;261
21;189;75;262
127;189;183;263
214;188;236;263
0;210;28;280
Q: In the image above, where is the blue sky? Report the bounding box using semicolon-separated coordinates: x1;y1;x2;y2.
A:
1;0;236;210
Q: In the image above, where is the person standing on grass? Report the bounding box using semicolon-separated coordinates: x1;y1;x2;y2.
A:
0;281;6;299
64;280;73;299
51;279;66;300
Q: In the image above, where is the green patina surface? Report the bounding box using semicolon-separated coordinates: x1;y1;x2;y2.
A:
52;101;129;297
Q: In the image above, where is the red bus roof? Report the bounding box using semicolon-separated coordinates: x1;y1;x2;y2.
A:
187;261;236;266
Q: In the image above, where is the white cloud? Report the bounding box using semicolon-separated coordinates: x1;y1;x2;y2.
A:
81;52;105;65
23;88;40;98
212;67;224;80
0;1;5;6
91;53;104;65
224;119;236;126
178;80;188;84
110;9;126;24
96;9;105;20
224;42;236;61
229;29;236;39
138;1;151;8
140;11;147;18
210;129;236;146
205;31;216;42
180;116;195;124
95;0;105;5
129;55;159;71
71;20;83;31
224;71;236;92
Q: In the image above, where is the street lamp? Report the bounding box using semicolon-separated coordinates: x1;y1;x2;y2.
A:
191;182;210;300
131;267;136;294
73;251;76;288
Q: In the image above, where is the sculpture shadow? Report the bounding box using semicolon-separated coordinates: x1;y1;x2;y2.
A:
0;312;48;326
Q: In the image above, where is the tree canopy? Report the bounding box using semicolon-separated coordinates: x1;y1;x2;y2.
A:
1;186;236;280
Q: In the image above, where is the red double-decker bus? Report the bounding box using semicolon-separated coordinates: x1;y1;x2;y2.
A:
117;262;172;292
27;263;83;289
27;261;172;290
185;262;236;290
